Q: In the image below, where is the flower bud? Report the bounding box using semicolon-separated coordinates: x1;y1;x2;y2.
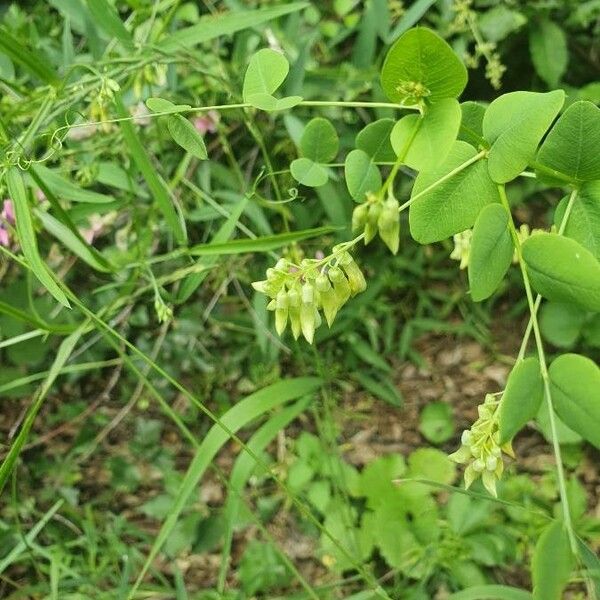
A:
342;258;367;295
377;199;400;254
352;203;368;232
300;303;315;343
315;273;331;293
472;458;485;472
328;266;351;304
365;203;382;244
289;305;301;340
287;288;301;308
461;430;472;446
302;282;314;304
486;456;498;471
319;287;339;327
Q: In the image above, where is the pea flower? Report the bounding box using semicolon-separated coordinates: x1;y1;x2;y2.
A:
352;193;400;254
450;229;472;269
252;248;367;343
193;110;220;134
448;393;514;497
0;199;15;248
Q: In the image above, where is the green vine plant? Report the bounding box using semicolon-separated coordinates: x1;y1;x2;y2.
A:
2;22;600;600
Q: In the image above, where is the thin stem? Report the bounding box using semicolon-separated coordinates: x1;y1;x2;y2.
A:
516;188;579;361
498;184;578;555
398;150;487;213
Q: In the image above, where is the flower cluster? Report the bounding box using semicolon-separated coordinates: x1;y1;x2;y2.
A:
252;247;366;343
352;193;400;254
89;77;121;131
450;229;472;270
448;393;514;497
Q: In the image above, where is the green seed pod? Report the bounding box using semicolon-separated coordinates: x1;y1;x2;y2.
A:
342;258;367;295
300;303;315;343
482;470;497;497
319;287;339;327
315;273;331;292
289;305;301;340
364;202;382;244
302;282;314;304
377;198;400;254
352;203;368;232
328;266;351;304
287;287;301;308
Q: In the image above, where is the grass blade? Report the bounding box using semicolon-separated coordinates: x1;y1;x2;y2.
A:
0;325;85;494
31;165;114;204
129;377;322;597
188;226;338;256
218;397;312;590
114;94;187;245
5;168;70;307
448;585;532;600
177;194;249;302
158;3;309;52
0;26;59;84
86;0;134;50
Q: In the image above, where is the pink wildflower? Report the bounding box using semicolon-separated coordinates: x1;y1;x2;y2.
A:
193;110;220;134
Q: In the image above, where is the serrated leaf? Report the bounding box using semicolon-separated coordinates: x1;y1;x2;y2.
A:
5;169;70;308
300;117;339;163
529;20;568;88
537;101;600;183
167;114;208;159
499;358;544;443
356;118;396;162
468;203;513;301
290;157;328;187
532;520;573;600
390;98;461;172
522;233;600;312
409;141;497;243
344;149;382;201
381;28;467;104
549;353;600;449
483;90;565;183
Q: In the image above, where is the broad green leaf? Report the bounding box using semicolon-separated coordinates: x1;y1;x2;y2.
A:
5;169;70;308
115;94;186;245
540;302;586;348
529;19;568;88
409;141;498;243
243;48;290;99
448;586;532;600
242;48;302;111
188;226;337;256
344;149;382;201
300;118;338;163
458;101;486;146
407;447;456;486
133;377;322;591
381;28;467;104
522;233;600;312
0;26;59;84
498;357;544;443
290;158;329;187
468;203;513;301
35;209;111;273
483;90;565;183
532;520;573;600
356;118;396;162
479;6;526;42
358;454;406;509
87;0;134;50
536;402;582;446
391;98;461;172
578;538;600;599
244;93;302;112
167;114;208;160
158;3;308;52
31;165;113;204
537;101;600;182
419;402;454;444
549;353;600;449
554;183;600;260
146;98;191;114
